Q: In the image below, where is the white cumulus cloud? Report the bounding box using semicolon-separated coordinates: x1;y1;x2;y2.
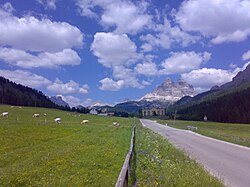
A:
181;62;250;92
47;78;89;94
140;43;153;52
0;69;51;88
36;0;57;10
91;32;147;91
0;3;83;69
0;69;89;96
135;62;158;76
242;50;250;61
176;0;250;44
99;66;144;91
112;66;143;88
181;68;237;91
141;18;199;50
91;32;138;68
0;6;83;52
101;1;151;34
76;0;151;34
2;2;15;13
0;47;81;69
160;51;211;75
76;0;113;18
99;78;125;91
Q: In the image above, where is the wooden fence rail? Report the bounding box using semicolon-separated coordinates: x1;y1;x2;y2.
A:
115;126;136;187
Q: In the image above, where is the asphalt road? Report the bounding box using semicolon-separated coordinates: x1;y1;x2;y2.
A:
140;119;250;187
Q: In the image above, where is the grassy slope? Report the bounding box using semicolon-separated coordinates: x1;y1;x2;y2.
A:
0;105;134;186
135;125;223;187
156;120;250;147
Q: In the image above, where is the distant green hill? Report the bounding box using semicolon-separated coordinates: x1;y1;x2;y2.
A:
175;85;250;123
0;76;69;110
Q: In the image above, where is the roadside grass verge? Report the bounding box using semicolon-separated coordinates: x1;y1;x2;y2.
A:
0;104;134;186
134;124;223;187
156;119;250;147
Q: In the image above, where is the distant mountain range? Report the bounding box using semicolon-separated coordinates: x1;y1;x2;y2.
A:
115;79;195;113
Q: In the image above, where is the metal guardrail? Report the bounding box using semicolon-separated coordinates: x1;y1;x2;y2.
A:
115;126;136;187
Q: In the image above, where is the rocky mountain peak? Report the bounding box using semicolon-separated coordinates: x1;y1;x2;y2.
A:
176;79;189;86
162;78;174;87
140;78;195;102
50;95;69;107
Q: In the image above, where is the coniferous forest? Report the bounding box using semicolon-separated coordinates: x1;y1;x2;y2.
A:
0;76;55;107
175;87;250;124
0;76;73;111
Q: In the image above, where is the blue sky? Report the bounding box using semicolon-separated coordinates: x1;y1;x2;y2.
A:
0;0;250;107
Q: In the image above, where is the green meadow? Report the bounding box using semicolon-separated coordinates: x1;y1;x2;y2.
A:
157;119;250;147
0;104;133;186
0;104;224;186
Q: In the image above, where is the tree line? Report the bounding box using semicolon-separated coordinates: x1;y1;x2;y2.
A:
0;76;89;113
174;87;250;124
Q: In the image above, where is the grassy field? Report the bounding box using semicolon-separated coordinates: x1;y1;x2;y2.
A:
0;104;225;186
134;125;223;187
0;104;134;186
156;119;250;147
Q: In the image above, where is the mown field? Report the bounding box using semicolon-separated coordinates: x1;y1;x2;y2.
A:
156;119;250;147
134;125;223;187
0;104;134;186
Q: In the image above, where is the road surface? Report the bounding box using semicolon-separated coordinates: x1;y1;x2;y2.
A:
140;119;250;187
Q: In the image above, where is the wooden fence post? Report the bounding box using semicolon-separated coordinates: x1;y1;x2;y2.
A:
115;126;136;187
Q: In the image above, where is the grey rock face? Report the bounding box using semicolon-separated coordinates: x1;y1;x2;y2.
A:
50;96;69;107
140;78;195;102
